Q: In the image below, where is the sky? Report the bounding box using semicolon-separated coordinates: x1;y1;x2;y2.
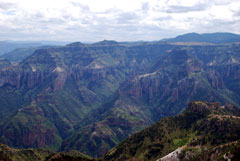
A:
0;0;239;42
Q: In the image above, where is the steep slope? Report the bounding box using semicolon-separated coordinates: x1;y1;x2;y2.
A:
61;95;153;157
0;42;172;153
103;101;240;161
119;45;240;120
0;44;128;151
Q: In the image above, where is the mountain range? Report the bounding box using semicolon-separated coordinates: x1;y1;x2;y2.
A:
0;41;69;57
161;32;240;44
0;32;240;159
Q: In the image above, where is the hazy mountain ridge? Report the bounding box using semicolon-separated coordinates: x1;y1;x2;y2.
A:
0;41;43;56
0;46;60;63
161;32;240;44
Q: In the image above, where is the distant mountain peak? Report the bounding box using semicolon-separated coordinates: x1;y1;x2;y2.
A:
93;40;119;46
66;42;86;47
162;32;240;44
178;32;199;36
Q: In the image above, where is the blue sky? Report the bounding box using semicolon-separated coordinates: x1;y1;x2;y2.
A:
0;0;239;42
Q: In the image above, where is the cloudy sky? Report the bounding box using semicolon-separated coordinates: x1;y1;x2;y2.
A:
0;0;239;42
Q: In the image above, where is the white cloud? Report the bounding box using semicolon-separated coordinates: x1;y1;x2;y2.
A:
0;0;239;42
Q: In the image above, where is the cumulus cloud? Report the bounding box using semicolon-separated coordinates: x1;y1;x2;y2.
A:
165;3;209;13
0;2;16;11
0;0;239;42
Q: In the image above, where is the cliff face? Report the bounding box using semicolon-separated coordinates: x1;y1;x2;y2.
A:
0;42;240;157
0;43;166;152
117;46;240;120
0;101;59;150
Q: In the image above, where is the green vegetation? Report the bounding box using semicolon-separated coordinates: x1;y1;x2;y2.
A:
1;101;240;161
103;101;240;161
0;144;95;161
